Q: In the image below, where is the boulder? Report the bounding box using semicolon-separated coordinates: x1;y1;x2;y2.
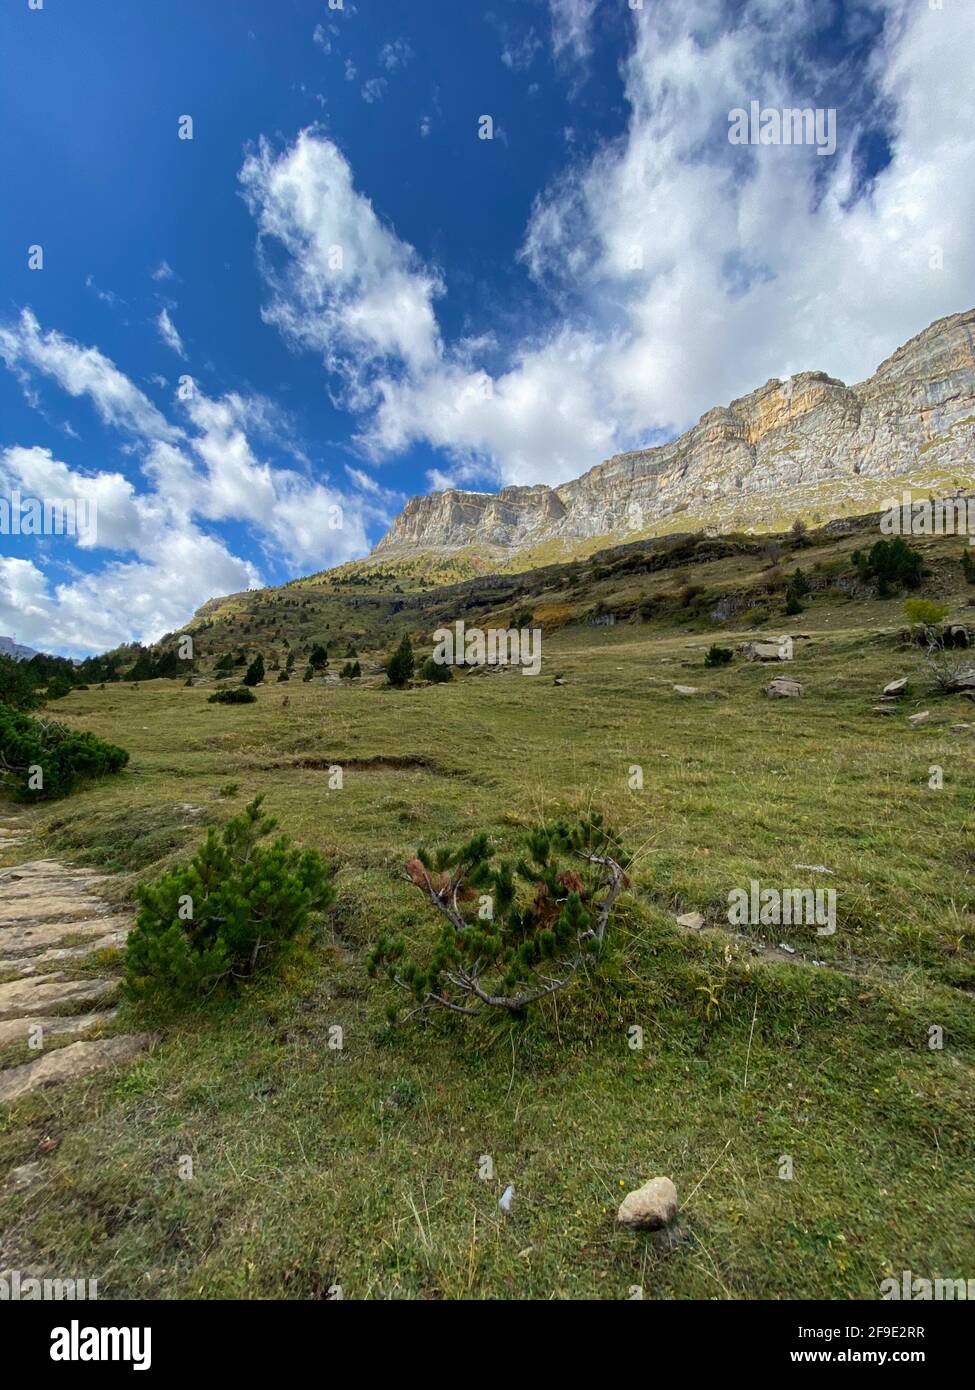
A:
945;672;975;692
617;1176;679;1231
908;711;930;727
766;677;803;698
883;677;908;697
676;912;705;930
673;684;700;696
743;641;792;662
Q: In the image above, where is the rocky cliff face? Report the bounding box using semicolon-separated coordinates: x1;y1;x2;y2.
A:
0;636;38;661
373;308;975;555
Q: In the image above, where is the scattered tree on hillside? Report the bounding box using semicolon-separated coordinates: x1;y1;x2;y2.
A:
243;654;265;687
386;634;415;688
852;539;923;597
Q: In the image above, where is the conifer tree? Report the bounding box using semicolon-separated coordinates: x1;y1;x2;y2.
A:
243;653;265;686
386;634;415;688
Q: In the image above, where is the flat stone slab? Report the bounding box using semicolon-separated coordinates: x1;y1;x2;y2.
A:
0;915;132;956
0;930;129;976
0;1009;119;1049
0;860;103;878
766;677;804;697
0;875;106;902
0;974;116;1021
0;1035;152;1105
0;894;111;928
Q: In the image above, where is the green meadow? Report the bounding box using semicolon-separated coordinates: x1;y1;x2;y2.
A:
1;529;974;1300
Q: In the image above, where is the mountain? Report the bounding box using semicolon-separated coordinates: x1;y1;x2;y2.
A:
373;308;975;564
0;636;38;661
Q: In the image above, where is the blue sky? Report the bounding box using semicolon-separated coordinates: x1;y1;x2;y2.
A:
1;0;973;655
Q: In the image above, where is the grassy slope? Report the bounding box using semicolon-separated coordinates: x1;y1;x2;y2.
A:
1;541;974;1299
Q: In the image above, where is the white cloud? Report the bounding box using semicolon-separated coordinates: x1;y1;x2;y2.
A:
500;27;542;73
0;315;394;651
0;309;178;441
378;39;412;71
0;445;144;552
0;543;259;658
156;307;187;359
84;274;120;307
361;77;388;104
151;260;175;281
239;129;444;378
548;0;598;64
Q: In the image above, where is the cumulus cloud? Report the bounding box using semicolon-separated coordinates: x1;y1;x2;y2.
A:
0;315;392;652
156;307;187;359
239;129;444;378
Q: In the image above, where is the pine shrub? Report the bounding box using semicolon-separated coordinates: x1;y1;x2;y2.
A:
125;796;334;1003
208;687;257;705
421;656;453;683
0;706;129;801
368;813;628;1018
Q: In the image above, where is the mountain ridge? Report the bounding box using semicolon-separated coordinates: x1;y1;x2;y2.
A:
372;307;975;560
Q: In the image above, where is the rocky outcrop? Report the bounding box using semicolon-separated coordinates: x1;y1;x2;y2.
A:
374;308;975;556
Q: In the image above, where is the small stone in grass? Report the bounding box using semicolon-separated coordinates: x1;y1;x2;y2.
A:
617;1176;678;1231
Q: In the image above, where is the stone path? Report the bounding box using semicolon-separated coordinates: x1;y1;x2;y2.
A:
0;817;151;1106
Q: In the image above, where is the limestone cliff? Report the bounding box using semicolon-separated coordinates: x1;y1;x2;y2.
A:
373;308;975;556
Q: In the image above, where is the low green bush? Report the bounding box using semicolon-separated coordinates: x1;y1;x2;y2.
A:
0;705;129;800
421;656;453;683
125;796;333;1002
704;645;733;667
369;813;629;1018
208;687;257;705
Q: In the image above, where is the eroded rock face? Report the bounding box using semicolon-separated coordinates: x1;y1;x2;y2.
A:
373;308;975;555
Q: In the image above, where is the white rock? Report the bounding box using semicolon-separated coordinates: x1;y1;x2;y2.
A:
617;1176;678;1231
766;677;804;698
676;912;705;930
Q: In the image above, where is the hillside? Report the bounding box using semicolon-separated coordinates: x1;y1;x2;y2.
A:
170;511;973;688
